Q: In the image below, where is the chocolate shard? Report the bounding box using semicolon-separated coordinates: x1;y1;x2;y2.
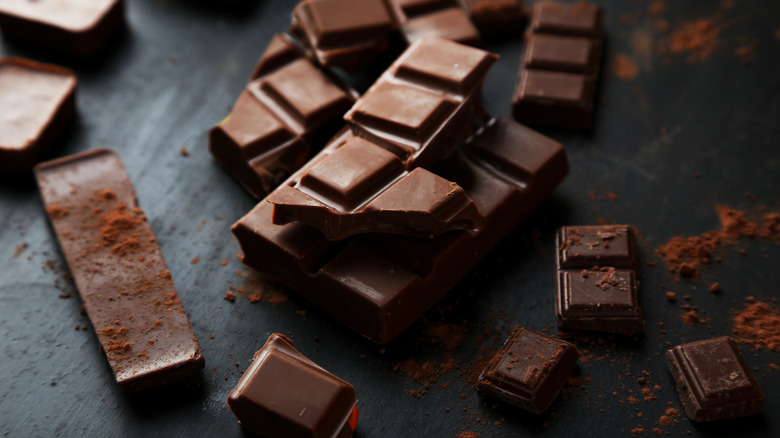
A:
555;225;644;335
0;57;77;172
268;136;483;240
0;0;125;57
209;33;357;199
232;117;568;343
35;149;204;392
477;326;579;413
228;334;358;438
457;0;528;36
666;337;764;422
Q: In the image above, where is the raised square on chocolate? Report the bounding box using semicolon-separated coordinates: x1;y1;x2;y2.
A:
458;0;528;35
402;7;481;48
558;225;637;269
530;0;603;38
477;326;579;413
523;34;600;74
396;0;453;16
299;0;395;47
666;337;764;422
0;57;77;172
512;69;595;130
228;334;358;438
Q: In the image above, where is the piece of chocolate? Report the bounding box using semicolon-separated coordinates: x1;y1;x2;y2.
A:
209;34;357;199
268;136;483;240
233;117;568;343
0;57;77;172
0;0;125;57
477;326;579;413
344;37;497;169
512;1;604;129
402;7;481;47
666;337;764;422
555;225;644;334
457;0;528;35
228;334;358;438
35;149;204;392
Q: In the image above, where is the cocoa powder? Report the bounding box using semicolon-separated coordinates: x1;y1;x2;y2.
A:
732;297;780;351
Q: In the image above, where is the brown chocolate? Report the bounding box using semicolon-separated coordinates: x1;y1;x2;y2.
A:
401;7;481;47
35;149;204;392
458;0;528;35
0;0;125;57
0;57;77;172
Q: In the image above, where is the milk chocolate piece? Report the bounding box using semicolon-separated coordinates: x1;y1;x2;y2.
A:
209;34;357;199
228;334;358;438
512;1;604;130
35;149;204;392
0;0;125;57
0;57;77;172
477;326;579;413
458;0;528;35
402;7;481;47
345;37;497;169
555;225;644;334
666;337;764;422
233;117;568;343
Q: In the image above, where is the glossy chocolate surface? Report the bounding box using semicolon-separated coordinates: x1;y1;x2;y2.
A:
35;149;204;392
402;7;481;47
228;334;358;438
666;337;764;422
458;0;528;35
477;326;579;413
0;57;76;172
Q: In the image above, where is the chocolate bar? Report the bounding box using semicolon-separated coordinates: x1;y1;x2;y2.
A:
35;149;204;392
391;0;481;47
512;1;604;129
268;135;483;240
555;225;644;335
344;37;497;169
457;0;528;36
0;0;125;57
228;334;358;437
209;34;357;199
233;115;568;343
666;337;764;422
477;326;579;413
0;57;77;172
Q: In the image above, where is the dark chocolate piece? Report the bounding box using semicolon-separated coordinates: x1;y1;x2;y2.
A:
666;337;764;422
344;37;497;169
457;0;528;35
0;0;125;57
35;149;204;392
228;334;358;438
0;57;77;172
477;326;579;413
555;225;644;334
268;136;483;240
233;117;568;343
512;1;604;130
209;34;357;199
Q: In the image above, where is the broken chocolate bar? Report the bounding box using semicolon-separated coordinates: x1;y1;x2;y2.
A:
512;1;604;129
555;225;644;334
0;57;77;172
35;149;204;392
666;337;764;422
477;326;579;413
458;0;528;36
228;334;358;437
390;0;481;47
0;0;125;57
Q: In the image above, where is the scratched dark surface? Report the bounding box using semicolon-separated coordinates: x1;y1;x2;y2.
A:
1;1;779;437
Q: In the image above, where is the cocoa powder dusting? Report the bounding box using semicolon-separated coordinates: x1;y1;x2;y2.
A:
669;19;720;63
732;297;780;351
47;205;69;219
612;54;639;81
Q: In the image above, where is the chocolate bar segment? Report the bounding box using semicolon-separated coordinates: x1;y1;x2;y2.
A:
233;117;568;343
0;0;125;57
0;57;77;172
457;0;528;36
477;326;579;413
666;337;764;422
530;0;603;38
555;225;644;334
228;334;358;437
35;149;204;392
402;7;481;47
209;34;356;199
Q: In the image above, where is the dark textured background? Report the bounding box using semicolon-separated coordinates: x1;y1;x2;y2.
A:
1;1;779;436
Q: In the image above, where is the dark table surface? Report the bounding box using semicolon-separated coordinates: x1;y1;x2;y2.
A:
1;1;779;437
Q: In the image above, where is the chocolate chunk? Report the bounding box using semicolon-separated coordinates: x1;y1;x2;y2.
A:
458;0;528;35
666;337;764;422
228;334;358;437
233;116;568;343
477;326;579;413
0;0;125;56
209;34;357;199
268;136;483;240
555;225;644;334
402;7;481;47
35;149;204;392
0;57;77;172
512;1;604;130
